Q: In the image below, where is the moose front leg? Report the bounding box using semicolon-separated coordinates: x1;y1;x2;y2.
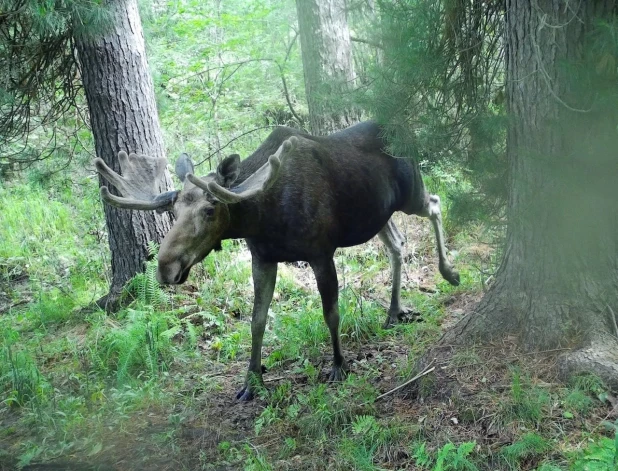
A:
237;258;277;401
310;257;348;381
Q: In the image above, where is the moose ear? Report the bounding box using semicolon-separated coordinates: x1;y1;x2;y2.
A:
216;154;240;188
175;153;194;183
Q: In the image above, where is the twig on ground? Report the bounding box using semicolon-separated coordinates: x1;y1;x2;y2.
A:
608;304;618;339
375;360;436;401
264;376;287;383
577;401;618;449
520;347;572;355
201;372;226;379
0;299;29;313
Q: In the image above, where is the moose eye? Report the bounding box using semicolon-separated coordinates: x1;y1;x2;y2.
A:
204;207;215;217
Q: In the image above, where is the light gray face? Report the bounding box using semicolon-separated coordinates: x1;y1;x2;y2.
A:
156;154;240;285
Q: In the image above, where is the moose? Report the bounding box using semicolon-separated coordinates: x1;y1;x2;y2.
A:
94;121;459;400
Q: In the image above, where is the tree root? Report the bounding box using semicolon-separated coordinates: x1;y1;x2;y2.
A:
422;296;618;395
558;335;618;391
77;286;133;315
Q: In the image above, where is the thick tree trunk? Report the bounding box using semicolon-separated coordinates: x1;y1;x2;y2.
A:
74;0;173;310
447;1;618;386
295;0;360;135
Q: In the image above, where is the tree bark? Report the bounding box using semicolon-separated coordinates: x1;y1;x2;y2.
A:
295;0;360;135
446;1;618;386
74;0;173;310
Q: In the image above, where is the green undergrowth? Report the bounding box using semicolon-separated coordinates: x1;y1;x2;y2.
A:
0;179;104;282
1;178;615;470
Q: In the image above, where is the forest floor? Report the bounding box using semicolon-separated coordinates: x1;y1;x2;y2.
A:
1;213;616;471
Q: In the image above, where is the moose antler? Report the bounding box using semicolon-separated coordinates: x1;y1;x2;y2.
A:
94;151;178;211
188;136;297;204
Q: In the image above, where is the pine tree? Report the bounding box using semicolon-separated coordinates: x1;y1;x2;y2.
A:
365;1;618;385
0;0;173;310
295;0;360;135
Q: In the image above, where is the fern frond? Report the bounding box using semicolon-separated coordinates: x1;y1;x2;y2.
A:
128;243;169;308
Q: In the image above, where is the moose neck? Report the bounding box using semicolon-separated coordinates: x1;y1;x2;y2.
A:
221;198;261;240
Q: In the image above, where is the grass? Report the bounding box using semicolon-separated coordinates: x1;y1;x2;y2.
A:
1;179;616;471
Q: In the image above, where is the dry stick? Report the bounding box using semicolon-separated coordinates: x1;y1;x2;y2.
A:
520;347;572;355
577;401;618;450
608;304;618;339
264;376;287;383
375;360;436;401
0;299;29;314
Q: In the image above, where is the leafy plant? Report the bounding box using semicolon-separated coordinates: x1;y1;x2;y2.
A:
412;441;479;471
570;430;618;471
435;442;478;471
501;433;551;469
295;376;377;439
570;373;609;402
564;388;594;416
338;287;383;345
534;464;564;471
0;344;48;407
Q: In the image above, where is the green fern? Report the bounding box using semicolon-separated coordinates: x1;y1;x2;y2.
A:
129;242;169;307
435;442;478;471
102;309;175;385
351;415;380;436
412;441;432;468
534;464;564;471
412;441;478;471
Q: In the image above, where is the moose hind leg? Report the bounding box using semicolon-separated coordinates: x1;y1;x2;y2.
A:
237;258;277;401
423;195;460;286
310;257;348;381
378;219;421;328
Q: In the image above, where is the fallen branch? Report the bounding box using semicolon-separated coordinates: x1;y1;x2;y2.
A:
608;304;618;339
376;360;436;401
0;299;29;314
350;36;383;49
264;376;287;383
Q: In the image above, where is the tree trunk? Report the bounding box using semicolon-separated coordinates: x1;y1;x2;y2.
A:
295;0;360;135
74;0;173;310
447;1;618;386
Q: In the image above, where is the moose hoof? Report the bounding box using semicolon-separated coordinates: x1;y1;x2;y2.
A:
383;317;397;329
236;369;266;401
448;270;461;286
383;307;422;329
439;262;461;287
328;364;348;382
236;387;255;402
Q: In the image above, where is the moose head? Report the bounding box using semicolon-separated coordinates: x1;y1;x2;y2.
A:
93;137;297;285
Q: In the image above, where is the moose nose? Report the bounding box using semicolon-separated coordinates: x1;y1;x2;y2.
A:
156;268;168;285
156;261;180;285
173;270;185;284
